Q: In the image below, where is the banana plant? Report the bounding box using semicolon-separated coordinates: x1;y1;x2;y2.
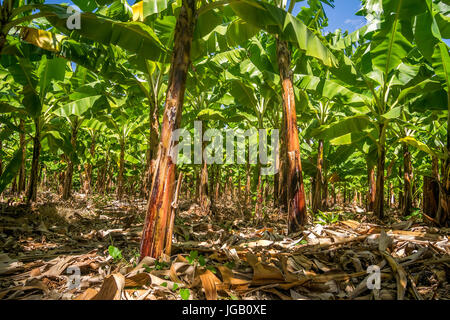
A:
309;0;447;219
95;97;147;201
1;54;67;202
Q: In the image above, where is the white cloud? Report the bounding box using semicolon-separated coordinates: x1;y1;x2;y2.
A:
345;19;362;25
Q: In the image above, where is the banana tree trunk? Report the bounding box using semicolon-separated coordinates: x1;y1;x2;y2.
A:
214;166;221;200
84;135;95;195
402;143;413;216
398;165;403;209
62;157;73;200
432;156;440;182
199;159;209;212
144;99;160;199
423;175;439;218
63;121;78;200
209;164;215;204
98;155;108;194
436;93;450;226
140;0;197;260
273;166;279;207
82;164;90;194
245;161;251;208
277;110;287;209
117;140;125;200
322;160;328;210
40;165;46;190
27;120;40;203
255;173;263;220
389;183;395;208
367;165;376;211
374;124;386;219
11;176;17;193
312;139;323;213
198;133;210;211
18;119;27;193
344;183;347;204
276;38;307;232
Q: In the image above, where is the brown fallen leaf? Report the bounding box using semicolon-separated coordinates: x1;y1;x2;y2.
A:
199;270;219;300
246;253;284;284
0;253;24;275
125;273;151;288
92;273;125;300
263;288;292;300
74;288;99;300
379;230;407;300
340;220;360;230
217;266;251;286
0;278;48;300
43;256;76;277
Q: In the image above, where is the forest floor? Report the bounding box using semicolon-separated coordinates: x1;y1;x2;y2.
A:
0;192;449;300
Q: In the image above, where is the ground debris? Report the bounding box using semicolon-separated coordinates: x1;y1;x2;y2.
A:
0;197;449;300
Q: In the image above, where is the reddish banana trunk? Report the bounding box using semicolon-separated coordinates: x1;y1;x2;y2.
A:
276;38;307;232
402;143;413;216
374;128;386;219
312;140;323;213
18;119;26;193
389;183;395;208
436;92;450;226
83;164;92;194
214;167;221;200
278;111;287;209
322;171;328;210
144;98;160;199
199;159;209;212
98;156;108;195
117;141;125;200
84;135;95;195
27;120;40;203
367;166;376;211
140;0;197;260
255;174;263;220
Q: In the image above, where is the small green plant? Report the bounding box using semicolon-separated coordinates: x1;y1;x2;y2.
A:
143;264;152;272
314;210;340;225
229;293;238;300
142;260;169;272
179;288;190;300
108;245;123;262
404;208;422;221
186;250;207;266
155;260;169;270
186;250;198;264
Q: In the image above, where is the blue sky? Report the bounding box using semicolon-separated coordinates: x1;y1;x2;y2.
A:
292;0;366;34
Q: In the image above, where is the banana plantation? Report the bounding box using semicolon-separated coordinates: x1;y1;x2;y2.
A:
0;0;449;301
